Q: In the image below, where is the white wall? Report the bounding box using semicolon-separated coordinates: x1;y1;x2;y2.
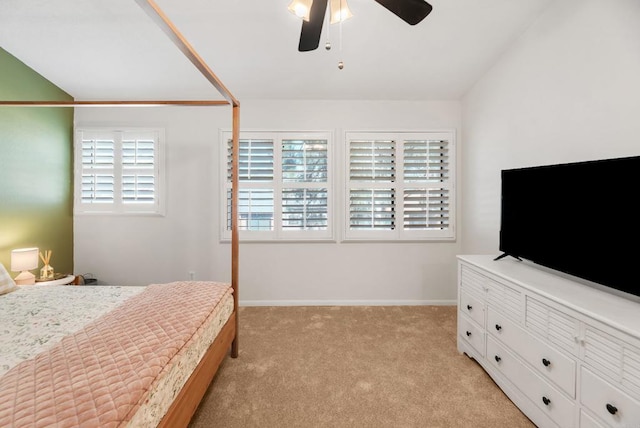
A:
461;0;640;255
74;100;462;304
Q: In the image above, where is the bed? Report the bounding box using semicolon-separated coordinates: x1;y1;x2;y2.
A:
0;0;241;426
0;278;236;427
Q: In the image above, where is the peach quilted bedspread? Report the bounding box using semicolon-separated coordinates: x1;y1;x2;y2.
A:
0;281;232;428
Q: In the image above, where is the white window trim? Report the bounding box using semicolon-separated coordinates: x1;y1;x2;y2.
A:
342;130;456;242
220;130;334;242
74;127;166;216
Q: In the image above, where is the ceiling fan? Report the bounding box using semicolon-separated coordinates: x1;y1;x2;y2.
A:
291;0;433;52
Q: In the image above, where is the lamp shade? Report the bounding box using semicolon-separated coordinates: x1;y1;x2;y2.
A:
330;0;353;23
11;248;39;271
288;0;314;21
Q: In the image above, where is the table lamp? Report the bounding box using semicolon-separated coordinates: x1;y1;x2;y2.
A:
11;247;39;285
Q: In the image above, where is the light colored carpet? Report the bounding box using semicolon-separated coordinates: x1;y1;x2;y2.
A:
190;306;535;427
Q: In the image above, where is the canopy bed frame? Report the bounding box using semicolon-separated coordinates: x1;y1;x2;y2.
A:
0;1;240;426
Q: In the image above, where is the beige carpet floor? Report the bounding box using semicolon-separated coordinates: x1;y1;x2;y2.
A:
190;306;535;428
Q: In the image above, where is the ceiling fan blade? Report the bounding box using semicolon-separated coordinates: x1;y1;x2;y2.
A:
298;0;329;51
374;0;433;25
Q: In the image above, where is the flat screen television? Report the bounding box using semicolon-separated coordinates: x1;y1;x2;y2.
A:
496;155;640;298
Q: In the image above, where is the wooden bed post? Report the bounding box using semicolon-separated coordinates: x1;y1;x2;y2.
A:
231;104;240;358
134;0;241;359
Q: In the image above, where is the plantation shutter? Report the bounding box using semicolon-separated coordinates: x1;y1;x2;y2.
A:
222;131;332;240
226;138;275;231
282;139;328;230
402;139;450;230
227;138;274;182
348;139;396;230
81;136;115;204
345;132;455;240
122;134;156;204
349;140;395;182
226;189;274;231
349;188;396;230
75;128;164;214
282;139;328;182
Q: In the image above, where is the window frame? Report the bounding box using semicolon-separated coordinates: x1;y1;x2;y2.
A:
343;131;456;242
220;130;334;242
74;127;165;216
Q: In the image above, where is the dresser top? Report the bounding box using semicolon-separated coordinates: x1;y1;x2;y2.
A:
458;255;640;339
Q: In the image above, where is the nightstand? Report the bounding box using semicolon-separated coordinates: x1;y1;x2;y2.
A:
34;275;76;286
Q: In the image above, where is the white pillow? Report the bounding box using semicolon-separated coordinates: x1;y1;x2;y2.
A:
0;263;19;295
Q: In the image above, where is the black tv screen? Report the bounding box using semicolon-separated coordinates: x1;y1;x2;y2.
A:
497;156;639;297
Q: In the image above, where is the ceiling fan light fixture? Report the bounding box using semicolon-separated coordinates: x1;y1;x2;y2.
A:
296;0;433;52
288;0;314;21
329;0;353;24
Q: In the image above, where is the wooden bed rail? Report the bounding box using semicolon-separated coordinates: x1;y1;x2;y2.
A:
0;100;229;107
134;0;240;108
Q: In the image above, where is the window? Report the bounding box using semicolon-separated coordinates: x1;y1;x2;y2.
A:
222;131;332;241
345;131;455;241
74;128;164;215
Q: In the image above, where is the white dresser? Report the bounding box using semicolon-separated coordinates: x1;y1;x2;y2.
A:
457;255;640;428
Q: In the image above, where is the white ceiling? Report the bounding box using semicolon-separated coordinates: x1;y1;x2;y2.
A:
0;0;553;101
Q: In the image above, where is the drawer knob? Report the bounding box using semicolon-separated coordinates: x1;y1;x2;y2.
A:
606;403;618;415
494;355;501;363
542;396;551;406
495;324;502;331
467;304;472;310
542;358;551;367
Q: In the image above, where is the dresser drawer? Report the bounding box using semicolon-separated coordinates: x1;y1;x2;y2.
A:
487;336;575;428
580;411;605;428
460;289;485;327
460;265;488;299
488;307;576;397
583;324;640;399
458;313;485;357
485;276;522;324
525;295;580;356
580;367;640;428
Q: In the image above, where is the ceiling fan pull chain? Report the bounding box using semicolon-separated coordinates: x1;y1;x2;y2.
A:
325;1;332;50
338;0;344;69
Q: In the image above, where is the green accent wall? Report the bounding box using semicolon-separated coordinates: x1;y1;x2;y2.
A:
0;47;74;278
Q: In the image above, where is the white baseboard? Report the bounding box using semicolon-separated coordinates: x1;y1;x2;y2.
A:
239;299;457;307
